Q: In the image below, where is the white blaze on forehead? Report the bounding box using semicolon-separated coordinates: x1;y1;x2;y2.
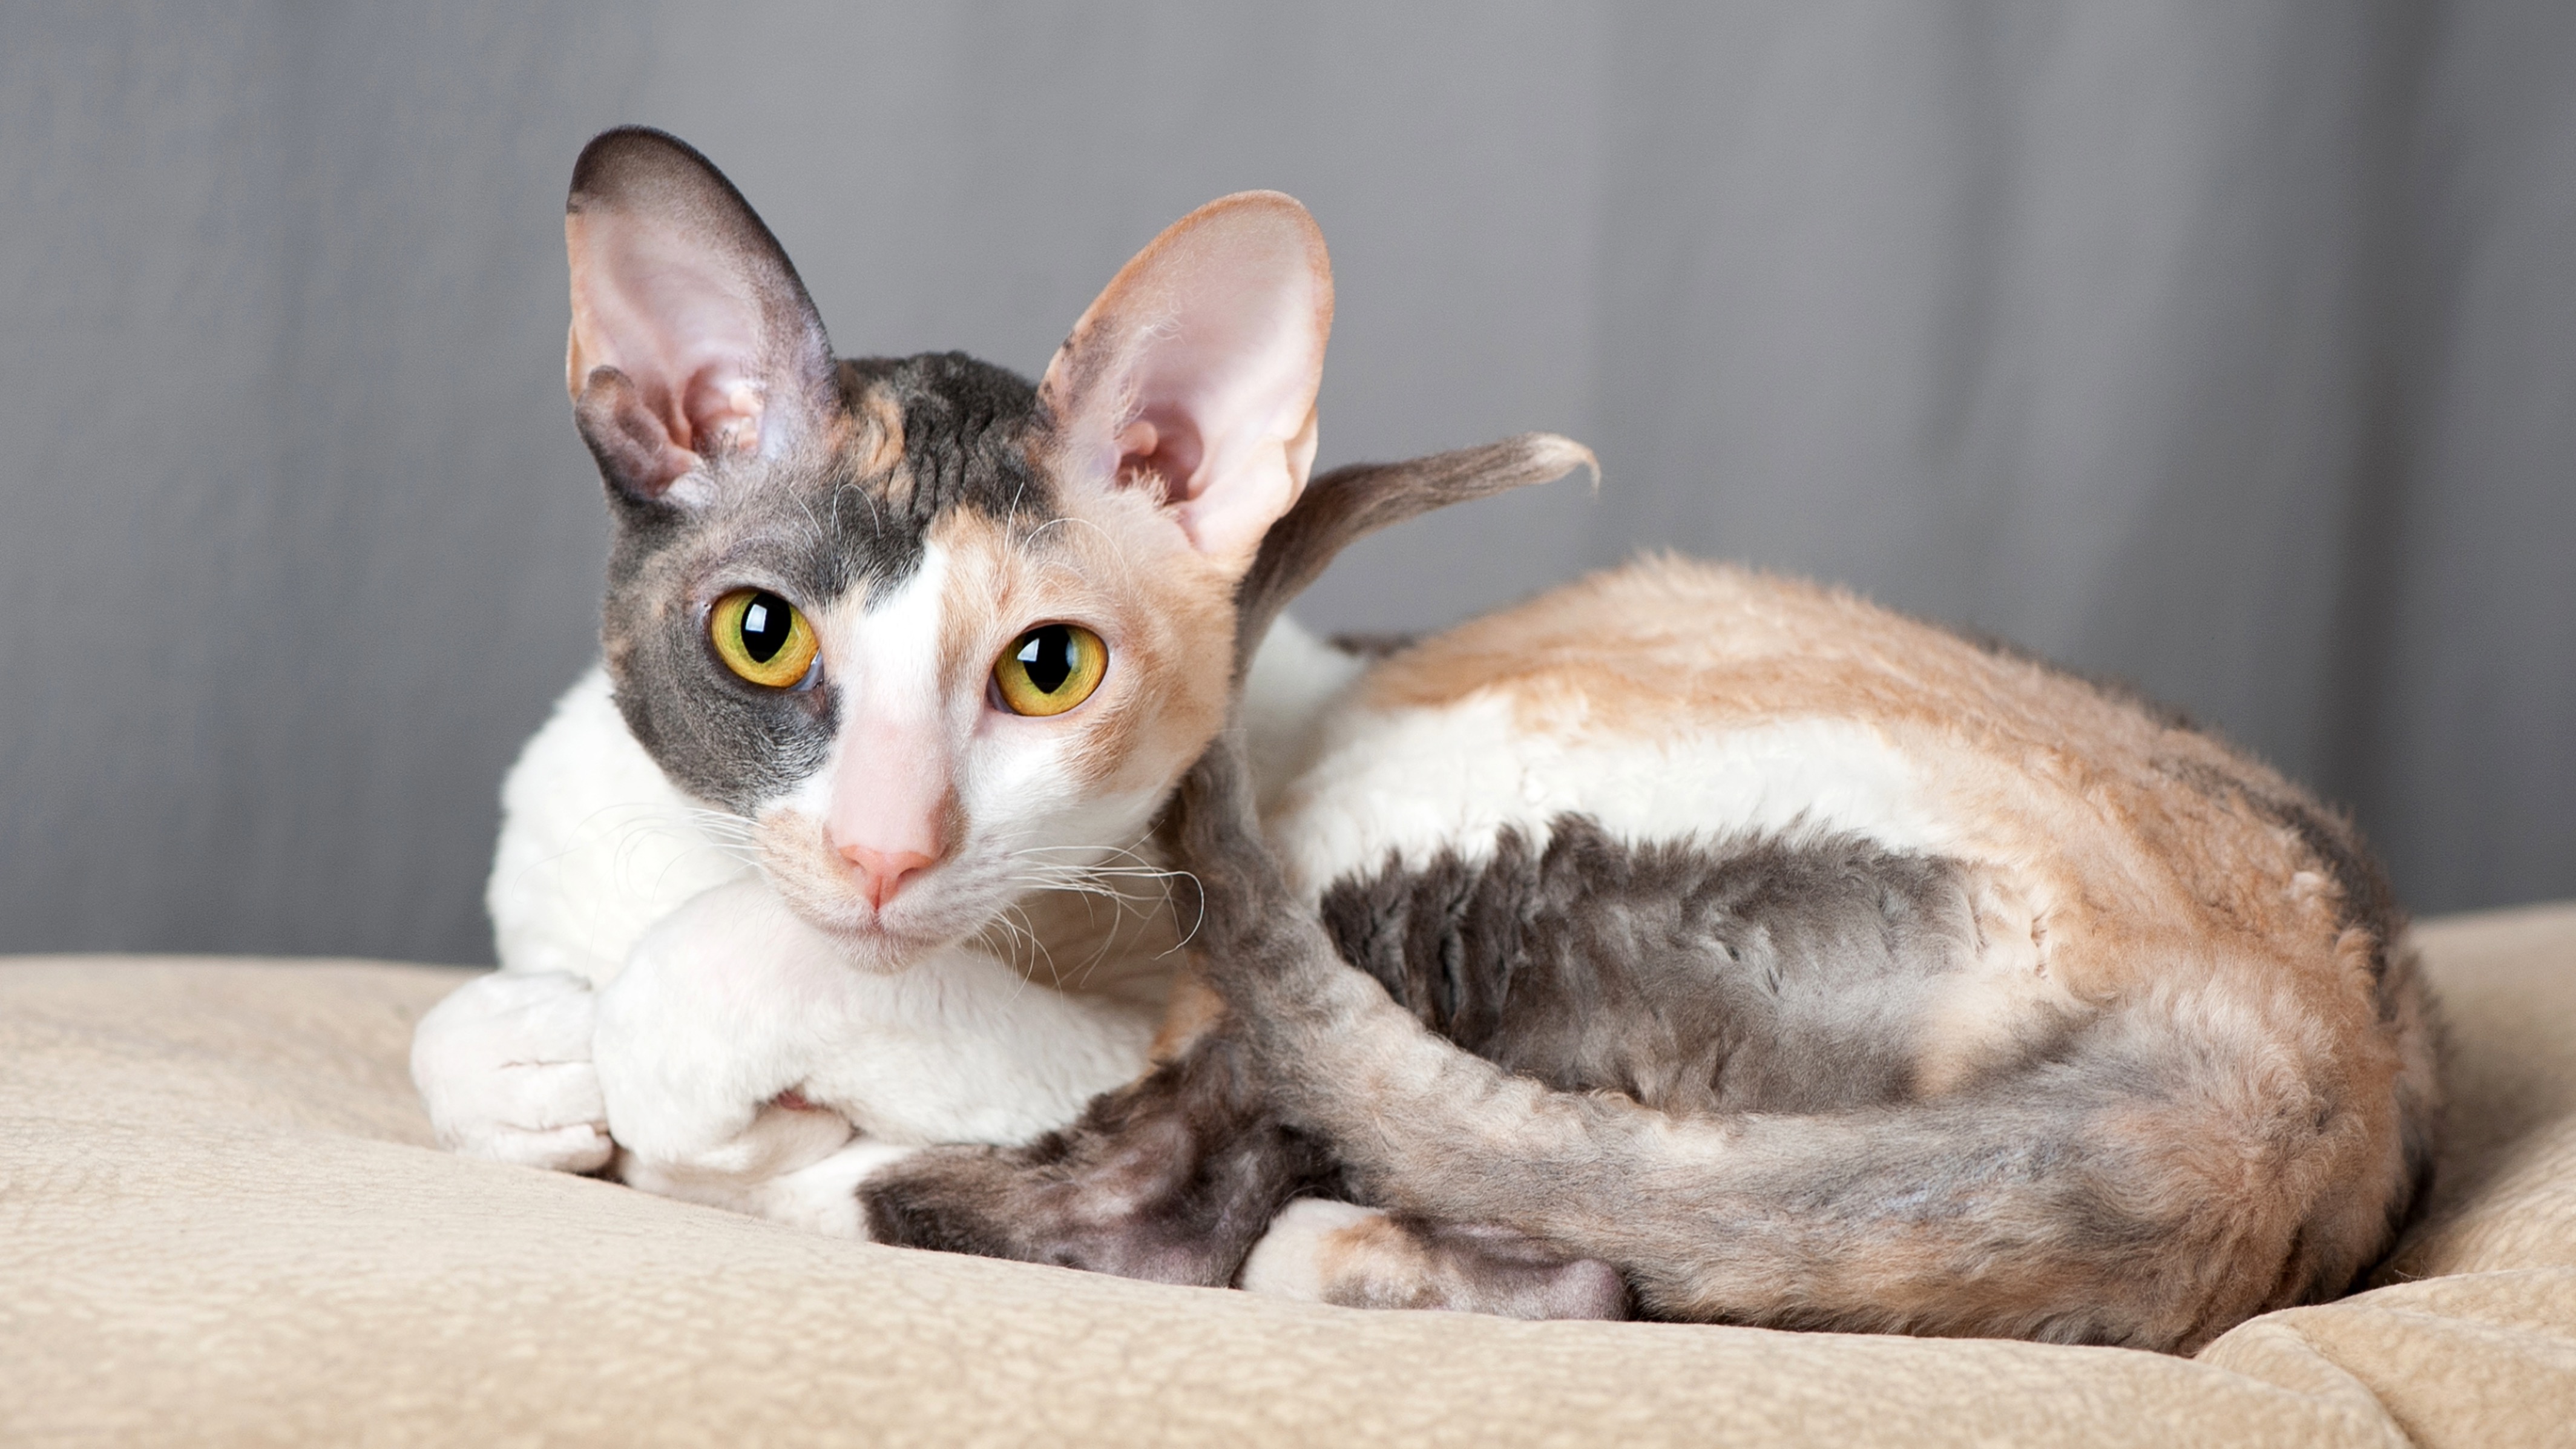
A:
835;542;955;720
807;543;959;859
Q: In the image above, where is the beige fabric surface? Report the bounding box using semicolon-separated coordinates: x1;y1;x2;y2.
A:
4;906;2574;1447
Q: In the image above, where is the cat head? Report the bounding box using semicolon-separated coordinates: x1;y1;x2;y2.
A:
564;126;1582;971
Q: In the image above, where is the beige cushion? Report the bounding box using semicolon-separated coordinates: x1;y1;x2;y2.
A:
5;905;2574;1447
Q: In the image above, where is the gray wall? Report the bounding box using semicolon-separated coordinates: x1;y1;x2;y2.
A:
4;3;2571;964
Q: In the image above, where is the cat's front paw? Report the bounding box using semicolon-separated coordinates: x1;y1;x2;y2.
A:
619;1135;919;1238
759;1139;922;1238
411;969;612;1173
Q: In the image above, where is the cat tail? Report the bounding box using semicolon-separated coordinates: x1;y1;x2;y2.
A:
1233;433;1596;671
1169;733;2384;1353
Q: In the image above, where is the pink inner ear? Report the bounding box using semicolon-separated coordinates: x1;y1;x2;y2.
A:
573;367;702;499
1045;194;1332;567
571;215;767;455
1124;268;1326;557
568;212;778;465
1112;416;1197;500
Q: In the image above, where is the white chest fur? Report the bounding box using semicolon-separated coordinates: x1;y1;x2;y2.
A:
485;666;753;988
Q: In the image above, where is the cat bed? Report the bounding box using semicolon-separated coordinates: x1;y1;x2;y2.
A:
4;907;2572;1447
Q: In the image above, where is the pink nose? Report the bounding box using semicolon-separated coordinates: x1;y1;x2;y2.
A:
840;844;936;910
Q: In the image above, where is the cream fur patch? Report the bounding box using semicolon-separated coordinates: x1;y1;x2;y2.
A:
1268;694;1965;901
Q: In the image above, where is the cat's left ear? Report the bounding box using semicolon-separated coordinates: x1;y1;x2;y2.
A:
564;127;836;508
1040;193;1332;574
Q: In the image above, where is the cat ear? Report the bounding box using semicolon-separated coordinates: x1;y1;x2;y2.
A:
1040;192;1333;573
564;127;835;507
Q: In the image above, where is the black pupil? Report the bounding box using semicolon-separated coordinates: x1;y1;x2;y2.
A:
738;593;792;665
1016;626;1078;694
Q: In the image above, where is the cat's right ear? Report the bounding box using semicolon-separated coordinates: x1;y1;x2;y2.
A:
1039;193;1332;577
564;128;835;508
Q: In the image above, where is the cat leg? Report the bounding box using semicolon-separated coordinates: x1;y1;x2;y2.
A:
596;883;930;1230
1240;1200;1628;1319
859;1031;1629;1319
592;879;869;1195
411;968;613;1173
620;1135;920;1238
599;874;1173;1235
861;1027;1327;1287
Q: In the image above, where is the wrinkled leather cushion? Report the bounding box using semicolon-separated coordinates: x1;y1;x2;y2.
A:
5;905;2574;1447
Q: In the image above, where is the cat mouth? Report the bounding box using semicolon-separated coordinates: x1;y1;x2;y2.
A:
750;815;988;967
762;867;994;971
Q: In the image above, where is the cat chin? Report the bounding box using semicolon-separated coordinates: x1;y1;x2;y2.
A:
771;905;952;974
743;835;925;970
754;831;1050;975
759;878;993;975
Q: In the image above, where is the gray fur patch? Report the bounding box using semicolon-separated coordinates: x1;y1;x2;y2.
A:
1316;818;1999;1113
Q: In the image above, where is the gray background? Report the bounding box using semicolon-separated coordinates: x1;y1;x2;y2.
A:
3;3;2570;965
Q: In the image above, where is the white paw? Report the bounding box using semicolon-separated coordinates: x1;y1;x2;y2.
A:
411;970;611;1174
1238;1198;1382;1302
619;1136;918;1239
754;1140;922;1238
1240;1200;1629;1319
622;1097;857;1183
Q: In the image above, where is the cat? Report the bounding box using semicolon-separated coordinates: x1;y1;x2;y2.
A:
409;126;1620;1315
414;125;2442;1350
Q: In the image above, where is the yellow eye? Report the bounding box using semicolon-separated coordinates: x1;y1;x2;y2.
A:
709;588;819;688
993;623;1107;717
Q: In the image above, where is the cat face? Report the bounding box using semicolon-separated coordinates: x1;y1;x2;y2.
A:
562;128;1330;971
